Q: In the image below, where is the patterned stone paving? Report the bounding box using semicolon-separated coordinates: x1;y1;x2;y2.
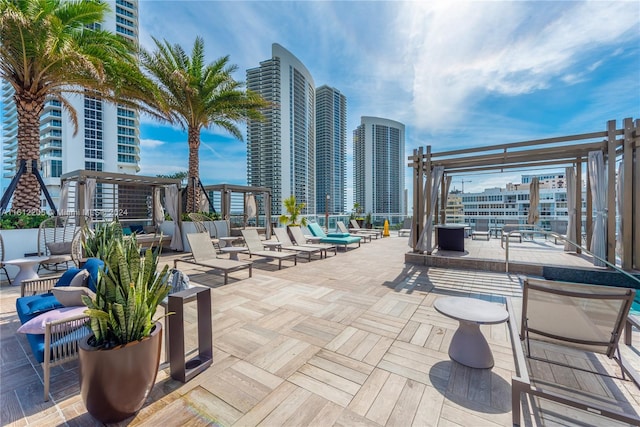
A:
1;232;638;426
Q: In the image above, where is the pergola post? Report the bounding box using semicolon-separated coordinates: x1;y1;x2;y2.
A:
633;119;640;270
577;159;584;254
410;147;424;252
425;147;432;254
606;120;617;265
622;118;634;269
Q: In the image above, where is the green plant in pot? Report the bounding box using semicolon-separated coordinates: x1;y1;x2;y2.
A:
79;221;171;423
279;195;308;227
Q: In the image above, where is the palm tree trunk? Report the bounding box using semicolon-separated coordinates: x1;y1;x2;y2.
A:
186;126;201;213
12;92;45;212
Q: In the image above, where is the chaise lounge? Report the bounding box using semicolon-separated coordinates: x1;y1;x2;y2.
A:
174;233;252;285
307;223;361;250
240;228;298;270
509;277;640;425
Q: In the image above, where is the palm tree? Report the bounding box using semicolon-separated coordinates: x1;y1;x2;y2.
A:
0;0;157;212
279;195;308;227
140;36;268;213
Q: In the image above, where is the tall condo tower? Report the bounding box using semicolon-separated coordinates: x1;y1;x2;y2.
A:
1;0;140;209
315;85;346;214
353;116;405;217
246;43;316;216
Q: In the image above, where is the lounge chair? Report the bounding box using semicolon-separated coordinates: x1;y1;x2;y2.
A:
307;223;361;250
471;219;490;240
396;218;411;237
37;215;88;271
502;220;522;243
174;233;252;285
509;277;640;426
240;228;298;270
336;221;372;242
350;219;383;238
288;226;337;256
273;228;325;261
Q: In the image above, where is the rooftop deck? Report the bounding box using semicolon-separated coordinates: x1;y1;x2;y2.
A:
1;233;638;426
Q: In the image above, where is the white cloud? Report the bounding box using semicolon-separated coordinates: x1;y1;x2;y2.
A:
393;1;639;131
139;138;166;149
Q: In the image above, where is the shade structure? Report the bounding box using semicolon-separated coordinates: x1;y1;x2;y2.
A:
527;177;539;225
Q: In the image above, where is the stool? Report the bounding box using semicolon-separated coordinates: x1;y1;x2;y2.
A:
168;287;213;382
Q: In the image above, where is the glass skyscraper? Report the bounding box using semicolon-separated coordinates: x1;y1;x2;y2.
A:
315;85;346;214
353;116;405;217
246;43;316;216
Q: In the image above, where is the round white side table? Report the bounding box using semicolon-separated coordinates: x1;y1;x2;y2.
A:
5;256;49;286
434;296;509;369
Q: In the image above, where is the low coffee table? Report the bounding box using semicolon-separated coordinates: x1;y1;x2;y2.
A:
434;296;508;369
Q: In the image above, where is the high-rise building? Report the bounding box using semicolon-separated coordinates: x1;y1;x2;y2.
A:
1;0;140;210
315;85;346;214
353;116;405;217
246;43;316;216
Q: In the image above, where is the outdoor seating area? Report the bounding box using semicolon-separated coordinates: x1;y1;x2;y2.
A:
2;232;639;426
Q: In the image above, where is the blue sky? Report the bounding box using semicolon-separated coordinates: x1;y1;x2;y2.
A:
137;1;639;205
2;1;638;208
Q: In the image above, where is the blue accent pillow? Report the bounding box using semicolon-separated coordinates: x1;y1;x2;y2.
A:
55;268;82;287
122;227;132;236
16;294;63;320
83;258;104;292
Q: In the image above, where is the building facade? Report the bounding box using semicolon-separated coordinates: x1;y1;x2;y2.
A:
1;0;140;210
315;85;346;214
454;173;586;233
353;116;405;218
246;43;316;216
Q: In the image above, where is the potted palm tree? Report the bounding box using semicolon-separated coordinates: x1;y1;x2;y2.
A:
0;0;159;212
279;195;308;227
140;37;268;213
79;221;171;423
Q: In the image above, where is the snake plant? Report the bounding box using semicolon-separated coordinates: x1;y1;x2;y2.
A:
82;222;171;348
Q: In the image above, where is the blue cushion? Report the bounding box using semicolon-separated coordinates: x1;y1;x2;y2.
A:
326;232;351;238
83;258;104;292
26;333;46;363
24;325;91;363
122;227;132;236
16;294;63;323
55;268;82;287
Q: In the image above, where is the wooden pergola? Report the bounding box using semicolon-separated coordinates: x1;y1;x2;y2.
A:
409;118;639;271
201;184;273;237
60;169;182;229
